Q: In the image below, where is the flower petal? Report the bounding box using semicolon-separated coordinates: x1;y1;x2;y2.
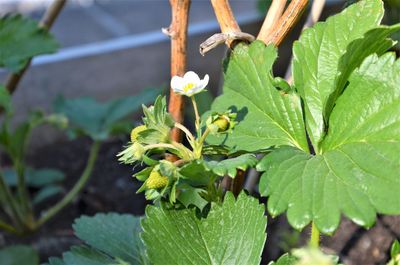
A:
183;71;200;84
199;74;209;89
190;86;204;95
171;76;184;90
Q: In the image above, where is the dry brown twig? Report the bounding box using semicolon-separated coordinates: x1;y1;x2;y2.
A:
4;0;67;94
259;0;309;46
285;0;326;83
165;0;191;145
257;0;288;42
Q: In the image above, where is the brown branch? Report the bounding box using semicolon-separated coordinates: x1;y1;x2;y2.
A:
209;0;245;196
259;0;309;46
285;0;326;83
210;0;241;47
5;0;67;94
257;0;287;42
167;0;191;144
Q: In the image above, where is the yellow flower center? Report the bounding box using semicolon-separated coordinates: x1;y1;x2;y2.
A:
183;83;195;92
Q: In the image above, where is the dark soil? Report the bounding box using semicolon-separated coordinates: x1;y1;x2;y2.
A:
0;137;398;264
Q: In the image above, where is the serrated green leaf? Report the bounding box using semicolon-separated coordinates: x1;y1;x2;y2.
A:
62;246;115;265
324;24;400;119
73;213;148;265
3;167;64;188
33;185;63;205
204;154;258;178
142;192;267;265
210;41;309;152
268;253;296;265
0;15;58;72
259;52;400;234
292;0;384;150
46;257;66;265
177;184;208;210
0;245;39;265
48;213;148;265
55;88;159;140
178;160;215;186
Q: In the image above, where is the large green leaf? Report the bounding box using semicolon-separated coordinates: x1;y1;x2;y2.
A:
210;41;309;152
0;15;58;72
0;245;39;265
142;192;267;265
47;213;149;265
292;0;384;151
54;88;160;140
324;24;400;119
259;53;400;234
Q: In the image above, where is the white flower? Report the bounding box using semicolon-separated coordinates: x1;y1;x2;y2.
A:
170;71;209;97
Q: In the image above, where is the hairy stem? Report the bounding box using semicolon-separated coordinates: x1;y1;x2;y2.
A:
310;222;320;248
35;141;100;228
144;143;179;151
174;122;195;143
191;96;201;135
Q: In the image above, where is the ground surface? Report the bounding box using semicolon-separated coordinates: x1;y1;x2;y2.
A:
0;137;398;264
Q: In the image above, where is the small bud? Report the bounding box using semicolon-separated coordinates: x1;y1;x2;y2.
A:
146;170;169;189
206;110;237;134
130;125;147;142
117;142;145;164
212;116;230;132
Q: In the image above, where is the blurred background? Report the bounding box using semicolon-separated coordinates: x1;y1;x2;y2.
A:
0;1;399;264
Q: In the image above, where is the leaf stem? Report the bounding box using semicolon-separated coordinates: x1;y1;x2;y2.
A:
310;222;320;248
0;219;18;234
174;122;195;143
34;140;100;228
144;143;179;151
191;96;201;135
198;127;211;146
0;171;24;229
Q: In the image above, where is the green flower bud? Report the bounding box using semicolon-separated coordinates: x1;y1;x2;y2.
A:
146;170;169;189
117;142;145;164
212;116;230;132
130;125;147;142
206;110;237;134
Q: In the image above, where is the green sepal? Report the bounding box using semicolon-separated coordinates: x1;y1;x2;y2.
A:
204;154;258;178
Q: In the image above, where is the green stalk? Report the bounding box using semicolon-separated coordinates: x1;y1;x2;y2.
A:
0;219;18;234
34;141;101;228
0;172;24;228
310;222;320;248
190;96;201;135
14;161;33;224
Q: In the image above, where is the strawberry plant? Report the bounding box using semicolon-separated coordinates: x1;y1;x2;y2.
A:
44;0;400;264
